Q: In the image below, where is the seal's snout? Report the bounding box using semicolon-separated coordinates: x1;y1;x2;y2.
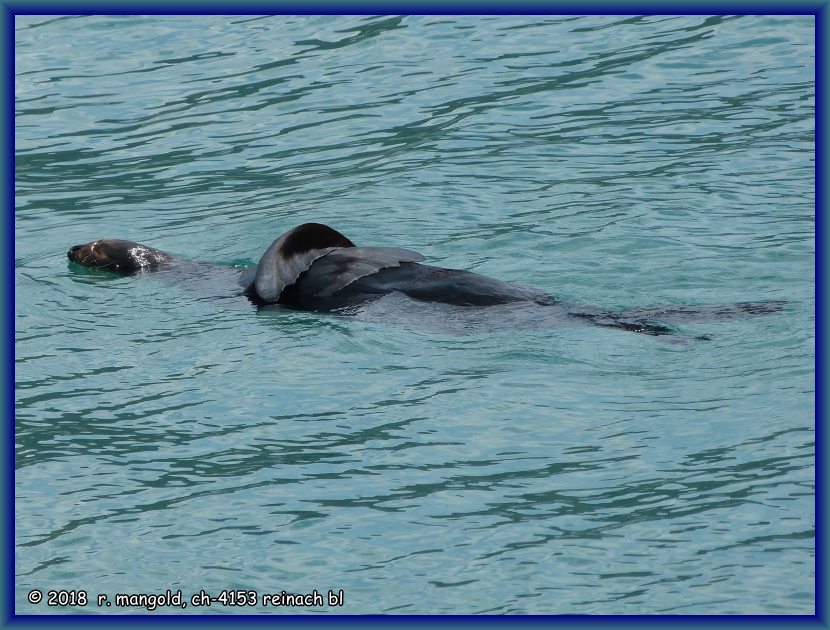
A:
67;242;98;266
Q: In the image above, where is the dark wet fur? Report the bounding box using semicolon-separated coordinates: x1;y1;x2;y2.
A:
276;223;355;258
67;239;171;274
277;258;554;309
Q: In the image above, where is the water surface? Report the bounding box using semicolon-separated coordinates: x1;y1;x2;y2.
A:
15;14;814;615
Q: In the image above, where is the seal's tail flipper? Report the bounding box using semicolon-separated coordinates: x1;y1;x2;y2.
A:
615;300;787;325
568;313;706;342
582;317;675;336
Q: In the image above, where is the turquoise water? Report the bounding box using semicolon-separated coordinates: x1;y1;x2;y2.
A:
15;14;813;615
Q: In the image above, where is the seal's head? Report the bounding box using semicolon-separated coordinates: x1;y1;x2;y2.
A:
67;239;172;274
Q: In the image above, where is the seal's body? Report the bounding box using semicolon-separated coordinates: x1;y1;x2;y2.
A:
69;224;554;310
67;223;785;337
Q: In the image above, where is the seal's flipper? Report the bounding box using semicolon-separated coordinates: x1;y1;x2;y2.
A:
569;311;675;336
253;223;355;303
292;247;426;297
616;301;787;325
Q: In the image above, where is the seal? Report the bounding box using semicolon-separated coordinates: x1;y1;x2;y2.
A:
67;223;555;309
68;223;785;337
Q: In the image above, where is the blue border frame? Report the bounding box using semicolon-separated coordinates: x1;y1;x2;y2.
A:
0;1;827;13
5;3;824;627
817;6;826;629
3;2;10;628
